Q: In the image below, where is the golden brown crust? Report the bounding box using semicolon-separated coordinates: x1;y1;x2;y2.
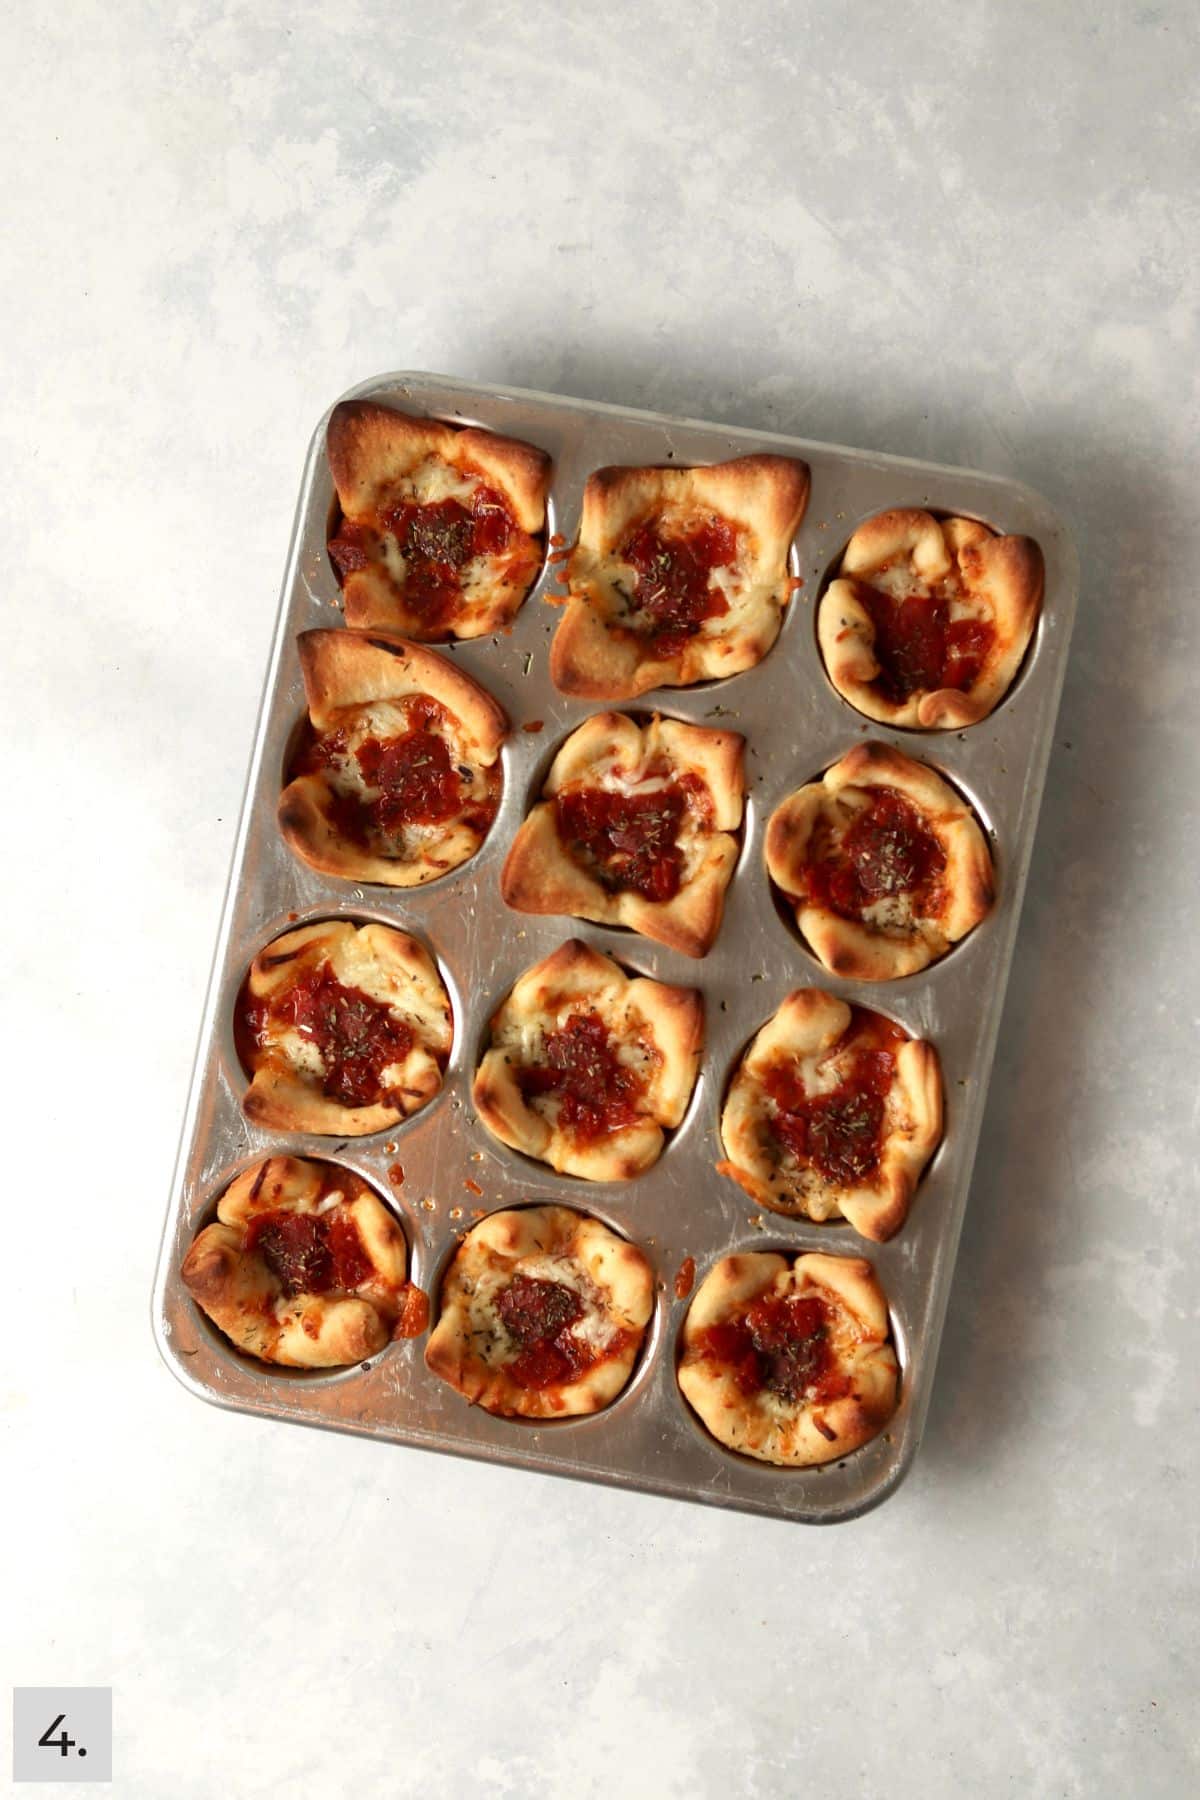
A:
818;509;1044;728
472;939;703;1181
278;629;508;888
424;1204;654;1418
296;629;507;750
326;399;552;640
236;920;452;1136
181;1156;409;1369
549;455;810;698
500;712;745;958
716;988;942;1240
677;1251;898;1466
765;741;995;980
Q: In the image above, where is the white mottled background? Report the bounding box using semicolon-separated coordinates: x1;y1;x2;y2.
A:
3;2;1198;1795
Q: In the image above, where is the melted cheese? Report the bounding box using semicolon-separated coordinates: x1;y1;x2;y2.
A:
276;1029;325;1079
406;456;478;506
859;892;920;932
871;563;926;602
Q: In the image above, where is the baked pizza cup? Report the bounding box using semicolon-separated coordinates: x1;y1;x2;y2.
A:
677;1251;898;1467
717;990;942;1240
234;919;452;1137
818;508;1043;729
279;628;507;887
326;399;551;640
472;939;703;1181
549;455;810;698
425;1204;654;1419
500;712;745;958
765;742;995;981
181;1156;411;1369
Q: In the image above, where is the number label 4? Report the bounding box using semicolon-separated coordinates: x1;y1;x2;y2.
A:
38;1714;77;1757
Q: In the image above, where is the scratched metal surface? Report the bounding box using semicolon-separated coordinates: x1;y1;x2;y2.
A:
151;372;1078;1524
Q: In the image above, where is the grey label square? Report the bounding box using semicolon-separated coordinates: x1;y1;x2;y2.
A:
12;1690;112;1783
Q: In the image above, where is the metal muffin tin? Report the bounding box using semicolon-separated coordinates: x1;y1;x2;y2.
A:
153;371;1078;1523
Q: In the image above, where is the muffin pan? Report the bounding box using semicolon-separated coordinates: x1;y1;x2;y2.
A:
152;372;1078;1522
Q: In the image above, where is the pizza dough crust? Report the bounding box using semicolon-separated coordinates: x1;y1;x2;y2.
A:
501;711;745;957
326;399;551;639
677;1250;898;1466
765;741;995;980
550;456;810;698
472;939;703;1181
818;509;1043;728
278;628;507;887
424;1204;654;1418
717;988;942;1240
181;1156;408;1368
237;919;452;1136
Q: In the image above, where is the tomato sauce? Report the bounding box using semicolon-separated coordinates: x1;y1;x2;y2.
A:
696;1291;851;1405
850;577;996;702
555;781;702;903
326;519;372;576
328;483;518;630
763;1008;905;1186
496;1272;598;1389
393;1284;430;1339
291;696;499;851
355;726;463;830
245;1208;371;1297
807;787;945;920
517;1011;645;1141
618;517;738;653
236;960;416;1111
